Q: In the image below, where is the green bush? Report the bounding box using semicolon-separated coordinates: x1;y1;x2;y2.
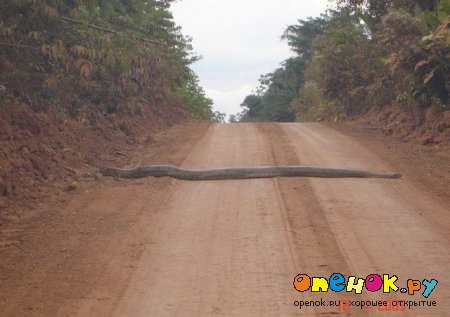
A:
0;0;216;120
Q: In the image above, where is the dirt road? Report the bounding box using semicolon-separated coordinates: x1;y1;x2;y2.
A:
1;123;449;316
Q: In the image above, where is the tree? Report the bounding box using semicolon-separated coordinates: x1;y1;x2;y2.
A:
258;57;304;121
238;58;303;122
212;111;226;123
334;0;439;22
175;71;215;120
282;15;328;59
228;114;237;123
239;94;263;121
236;0;448;123
0;0;217;121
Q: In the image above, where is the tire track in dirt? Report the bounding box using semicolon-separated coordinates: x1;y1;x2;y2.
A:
258;123;351;273
281;122;450;316
110;123;305;316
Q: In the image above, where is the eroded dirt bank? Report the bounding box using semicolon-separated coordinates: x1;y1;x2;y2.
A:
0;101;187;226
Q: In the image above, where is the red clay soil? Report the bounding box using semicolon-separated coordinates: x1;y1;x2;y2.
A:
332;104;449;207
352;103;450;146
0;101;187;224
0;122;448;316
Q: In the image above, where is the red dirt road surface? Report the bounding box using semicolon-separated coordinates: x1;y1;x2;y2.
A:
1;123;449;316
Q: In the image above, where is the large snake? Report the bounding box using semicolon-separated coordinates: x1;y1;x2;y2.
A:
98;165;401;180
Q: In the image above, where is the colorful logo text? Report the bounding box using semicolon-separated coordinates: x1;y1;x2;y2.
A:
293;274;438;298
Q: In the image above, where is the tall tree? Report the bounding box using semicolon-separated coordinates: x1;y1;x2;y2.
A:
334;0;439;21
0;0;216;120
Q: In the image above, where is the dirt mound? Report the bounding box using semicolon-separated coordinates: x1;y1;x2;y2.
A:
0;101;187;215
353;103;449;146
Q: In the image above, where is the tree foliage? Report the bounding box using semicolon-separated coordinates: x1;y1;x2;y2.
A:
234;0;449;122
380;4;450;106
335;0;439;23
238;57;304;122
0;0;216;120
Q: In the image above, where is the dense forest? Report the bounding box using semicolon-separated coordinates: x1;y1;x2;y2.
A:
0;0;224;121
0;0;229;208
233;0;449;124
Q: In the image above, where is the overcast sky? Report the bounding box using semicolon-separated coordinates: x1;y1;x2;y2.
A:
171;0;330;118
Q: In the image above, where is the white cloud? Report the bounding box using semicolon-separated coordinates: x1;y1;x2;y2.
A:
171;0;330;117
205;85;255;115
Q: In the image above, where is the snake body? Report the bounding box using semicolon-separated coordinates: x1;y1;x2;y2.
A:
98;165;401;180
